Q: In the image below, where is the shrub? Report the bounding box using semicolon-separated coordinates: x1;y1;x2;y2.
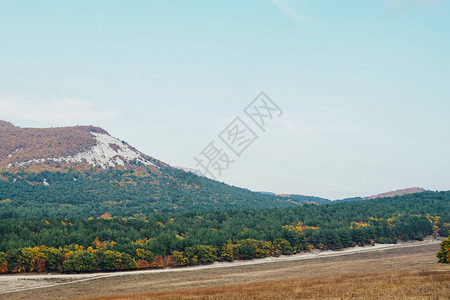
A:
273;238;293;255
0;252;7;273
120;253;137;270
62;251;99;273
437;237;450;264
184;245;217;265
6;249;21;272
44;248;63;272
135;248;154;262
99;250;122;271
220;243;237;262
172;251;189;266
18;247;47;272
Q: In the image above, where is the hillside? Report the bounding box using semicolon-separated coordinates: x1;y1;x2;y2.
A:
0;121;317;218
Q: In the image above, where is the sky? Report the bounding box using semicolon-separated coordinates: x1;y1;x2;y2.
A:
0;0;449;199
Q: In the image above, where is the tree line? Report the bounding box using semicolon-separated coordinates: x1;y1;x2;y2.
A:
0;190;448;273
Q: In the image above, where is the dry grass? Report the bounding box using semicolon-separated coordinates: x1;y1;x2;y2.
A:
4;243;449;300
87;271;449;300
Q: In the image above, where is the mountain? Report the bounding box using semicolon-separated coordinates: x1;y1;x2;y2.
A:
0;121;316;218
334;187;425;203
363;187;425;200
0;121;427;218
0;120;164;172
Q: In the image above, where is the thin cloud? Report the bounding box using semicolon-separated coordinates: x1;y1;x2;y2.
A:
270;0;310;21
0;91;118;127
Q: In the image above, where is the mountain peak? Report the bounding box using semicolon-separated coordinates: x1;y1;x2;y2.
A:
0;121;161;171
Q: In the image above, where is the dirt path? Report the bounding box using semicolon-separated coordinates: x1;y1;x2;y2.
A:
0;238;442;296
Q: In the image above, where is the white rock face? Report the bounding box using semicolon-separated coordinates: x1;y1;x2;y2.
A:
9;132;156;169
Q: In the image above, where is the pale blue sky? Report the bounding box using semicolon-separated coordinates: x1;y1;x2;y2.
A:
0;0;449;199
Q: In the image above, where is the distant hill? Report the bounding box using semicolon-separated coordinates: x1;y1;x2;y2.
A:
364;187;425;200
335;187;425;203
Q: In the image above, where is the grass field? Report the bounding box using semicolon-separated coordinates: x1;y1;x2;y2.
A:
113;271;448;300
2;243;449;299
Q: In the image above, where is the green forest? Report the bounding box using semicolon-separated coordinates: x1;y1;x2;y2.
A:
0;190;448;273
0;169;309;218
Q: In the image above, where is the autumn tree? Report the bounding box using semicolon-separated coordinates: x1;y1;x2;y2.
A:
184;245;217;265
6;249;21;272
437;237;450;264
44;247;63;272
0;252;7;273
62;251;99;273
119;253;137;270
172;251;189;266
98;250;122;271
273;238;293;255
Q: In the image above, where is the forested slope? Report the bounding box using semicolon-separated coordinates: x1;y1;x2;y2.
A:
0;191;448;273
0;169;308;218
